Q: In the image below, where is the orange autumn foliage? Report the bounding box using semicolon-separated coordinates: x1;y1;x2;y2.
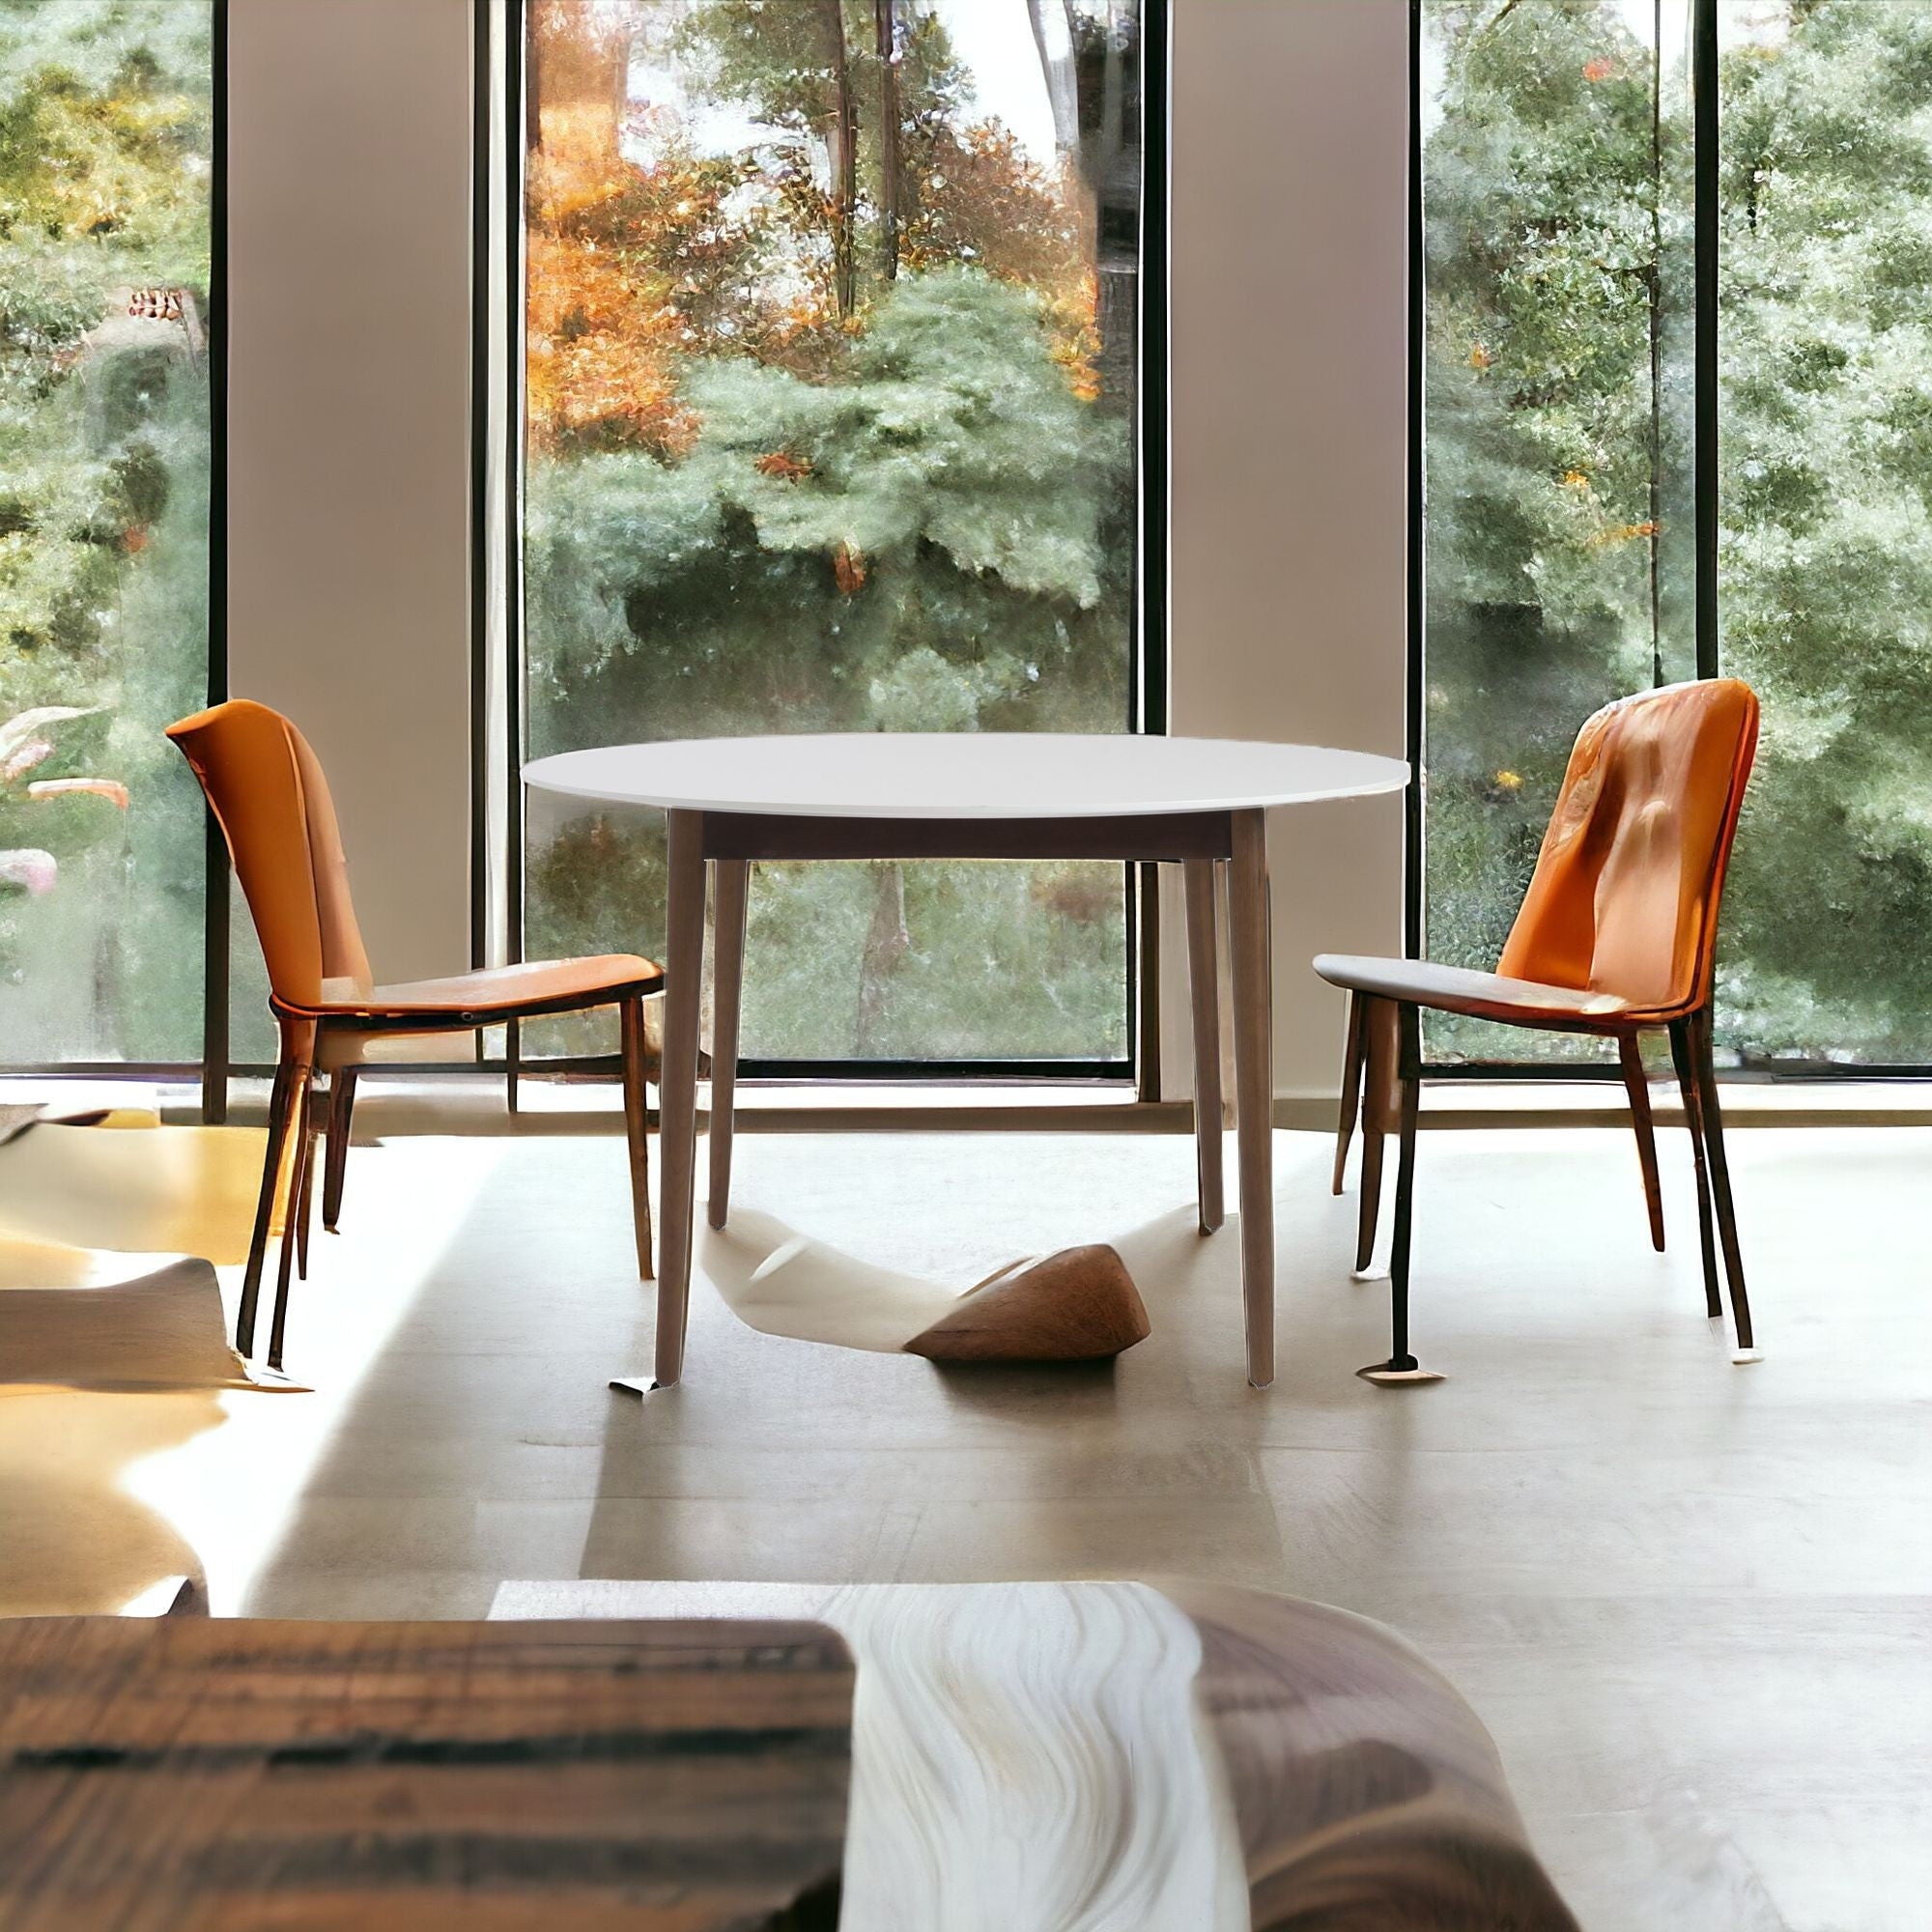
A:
526;103;694;454
755;450;814;481
1587;519;1660;548
908;122;1100;402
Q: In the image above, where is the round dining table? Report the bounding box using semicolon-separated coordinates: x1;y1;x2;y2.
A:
523;733;1408;1392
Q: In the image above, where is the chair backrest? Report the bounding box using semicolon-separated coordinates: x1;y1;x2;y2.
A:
165;699;373;1012
1496;678;1759;1015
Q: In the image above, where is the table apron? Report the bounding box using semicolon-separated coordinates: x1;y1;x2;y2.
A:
698;809;1236;865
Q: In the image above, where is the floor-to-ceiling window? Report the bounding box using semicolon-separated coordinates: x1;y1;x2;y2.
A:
0;1;216;1069
510;0;1157;1071
1714;1;1932;1067
1420;0;1932;1072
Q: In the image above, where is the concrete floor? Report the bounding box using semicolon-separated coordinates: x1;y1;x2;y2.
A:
43;1121;1932;1929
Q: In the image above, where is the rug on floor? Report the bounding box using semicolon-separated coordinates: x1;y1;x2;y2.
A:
0;1117;270;1261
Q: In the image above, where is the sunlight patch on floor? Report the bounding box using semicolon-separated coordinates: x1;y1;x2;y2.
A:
50;1136;509;1616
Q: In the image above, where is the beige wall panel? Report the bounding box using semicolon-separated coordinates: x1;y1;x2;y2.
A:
1164;0;1410;1098
226;0;474;989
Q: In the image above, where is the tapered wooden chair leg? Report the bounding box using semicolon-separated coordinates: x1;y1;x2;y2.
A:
322;1065;357;1232
1353;997;1398;1276
1354;1130;1384;1272
237;1024;310;1359
620;994;656;1280
272;1102;317;1366
294;1082;317;1282
1360;1004;1440;1385
260;1024;315;1372
1668;1017;1722;1319
1332;990;1366;1197
1619;1034;1666;1252
1690;1009;1757;1361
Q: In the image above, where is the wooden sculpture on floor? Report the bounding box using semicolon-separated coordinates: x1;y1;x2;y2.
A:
167;699;663;1372
1319;678;1761;1382
904;1244;1151;1362
696;1209;1150;1366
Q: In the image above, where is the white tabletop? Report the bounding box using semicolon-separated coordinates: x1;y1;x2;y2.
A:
523;733;1408;821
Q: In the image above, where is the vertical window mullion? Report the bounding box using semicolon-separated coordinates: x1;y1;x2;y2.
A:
1693;0;1719;682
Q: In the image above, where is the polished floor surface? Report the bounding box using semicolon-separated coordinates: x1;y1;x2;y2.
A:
11;1120;1930;1930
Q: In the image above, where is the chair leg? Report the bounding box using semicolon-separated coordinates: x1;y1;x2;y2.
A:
1618;1033;1666;1253
1331;990;1366;1197
322;1065;357;1233
619;994;656;1280
505;1017;521;1117
1689;1008;1757;1361
1353;997;1399;1276
273;1093;318;1367
237;1019;311;1360
1360;1002;1440;1385
1668;1016;1722;1319
293;1080;318;1282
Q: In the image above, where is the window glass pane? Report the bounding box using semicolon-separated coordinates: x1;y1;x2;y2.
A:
520;0;1145;1065
1717;1;1932;1066
0;2;213;1065
1420;0;1693;1065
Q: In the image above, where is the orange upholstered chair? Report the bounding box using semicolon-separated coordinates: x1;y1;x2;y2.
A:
168;699;662;1369
1317;678;1760;1383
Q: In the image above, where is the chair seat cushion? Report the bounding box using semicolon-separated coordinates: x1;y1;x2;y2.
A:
1312;953;1638;1028
313;954;663;1022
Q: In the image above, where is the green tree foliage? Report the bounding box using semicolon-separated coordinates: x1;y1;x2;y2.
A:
1425;0;1932;1065
1717;1;1932;1058
0;2;213;1061
528;270;1126;740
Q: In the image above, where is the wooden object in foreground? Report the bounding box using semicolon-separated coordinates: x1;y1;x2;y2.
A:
0;1616;853;1932
904;1243;1151;1362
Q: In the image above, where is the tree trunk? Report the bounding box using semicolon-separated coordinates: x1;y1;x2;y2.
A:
855;861;910;1052
1072;2;1137;416
819;0;858;318
1098;1;1124;165
1026;0;1082;155
875;0;901;282
525;7;543;153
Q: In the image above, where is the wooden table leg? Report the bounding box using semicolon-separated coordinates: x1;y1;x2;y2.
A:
1182;858;1225;1234
708;859;749;1230
1227;809;1275;1389
615;808;706;1396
